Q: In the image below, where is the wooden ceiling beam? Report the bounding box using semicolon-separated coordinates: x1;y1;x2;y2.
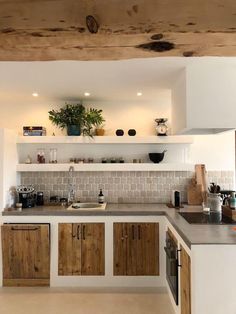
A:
0;0;235;60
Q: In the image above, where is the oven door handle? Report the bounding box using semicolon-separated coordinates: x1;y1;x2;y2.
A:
177;249;182;267
164;247;177;262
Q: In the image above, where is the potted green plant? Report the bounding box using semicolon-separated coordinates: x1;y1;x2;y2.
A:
48;103;105;137
83;108;105;137
95;122;105;136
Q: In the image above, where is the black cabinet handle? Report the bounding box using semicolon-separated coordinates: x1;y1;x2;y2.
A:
72;224;76;238
138;225;141;240
77;225;80;239
132;225;135;240
82;225;86;240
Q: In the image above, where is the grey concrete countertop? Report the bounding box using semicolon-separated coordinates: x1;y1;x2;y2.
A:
3;203;236;247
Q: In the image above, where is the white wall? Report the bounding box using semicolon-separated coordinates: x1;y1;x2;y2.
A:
171;68;187;135
1;129;18;208
0;58;235;172
0;96;235;171
186;62;236;129
191;131;235;171
0;128;18;212
0;95;171;136
83;98;172;136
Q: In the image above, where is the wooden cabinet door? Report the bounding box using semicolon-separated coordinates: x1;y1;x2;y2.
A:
136;223;159;276
81;223;105;275
180;245;191;314
126;223;138;275
114;223;127;275
58;223;105;276
114;222;159;276
1;224;50;286
58;223;81;275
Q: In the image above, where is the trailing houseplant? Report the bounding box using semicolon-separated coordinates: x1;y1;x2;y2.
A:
48;103;105;137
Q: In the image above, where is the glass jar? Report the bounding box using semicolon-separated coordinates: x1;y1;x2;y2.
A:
207;193;223;212
37;149;45;164
50;148;57;163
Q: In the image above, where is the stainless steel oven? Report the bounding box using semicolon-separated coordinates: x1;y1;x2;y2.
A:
164;231;179;305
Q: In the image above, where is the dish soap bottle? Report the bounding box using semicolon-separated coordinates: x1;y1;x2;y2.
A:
230;192;236;209
98;189;105;204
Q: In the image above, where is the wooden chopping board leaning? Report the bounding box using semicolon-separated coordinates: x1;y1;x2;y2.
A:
187;164;208;205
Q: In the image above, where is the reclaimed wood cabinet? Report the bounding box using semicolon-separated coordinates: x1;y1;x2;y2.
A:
180;245;191;314
1;224;50;286
114;223;159;276
58;223;105;276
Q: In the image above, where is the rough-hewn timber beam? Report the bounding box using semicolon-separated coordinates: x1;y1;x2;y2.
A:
0;0;235;60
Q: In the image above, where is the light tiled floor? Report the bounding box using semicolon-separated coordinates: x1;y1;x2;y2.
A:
0;288;175;314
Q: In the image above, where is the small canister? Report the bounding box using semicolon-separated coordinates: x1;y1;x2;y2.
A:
16;203;22;212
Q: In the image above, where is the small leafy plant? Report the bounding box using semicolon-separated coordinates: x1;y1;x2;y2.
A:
48;103;105;137
49;103;85;129
83;108;105;136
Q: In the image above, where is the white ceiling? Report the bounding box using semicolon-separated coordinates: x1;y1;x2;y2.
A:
0;57;236;102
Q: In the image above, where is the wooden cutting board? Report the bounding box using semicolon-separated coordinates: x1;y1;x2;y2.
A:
187;178;203;205
195;164;208;202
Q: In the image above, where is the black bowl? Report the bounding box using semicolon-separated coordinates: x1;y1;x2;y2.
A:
149;152;165;163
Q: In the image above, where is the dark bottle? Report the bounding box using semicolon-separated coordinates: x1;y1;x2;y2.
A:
98;189;105;204
36;192;44;206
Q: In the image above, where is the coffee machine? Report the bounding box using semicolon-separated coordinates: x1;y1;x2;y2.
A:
17;185;36;208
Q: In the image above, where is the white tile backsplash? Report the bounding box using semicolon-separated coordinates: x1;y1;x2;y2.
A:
20;171;235;204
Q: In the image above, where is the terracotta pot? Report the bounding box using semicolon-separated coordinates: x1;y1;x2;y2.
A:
95;128;105;136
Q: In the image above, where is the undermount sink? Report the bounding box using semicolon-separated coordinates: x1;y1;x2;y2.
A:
67;202;107;210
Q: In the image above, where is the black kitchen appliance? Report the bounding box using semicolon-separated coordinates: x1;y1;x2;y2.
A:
179;212;236;225
164;231;179;305
17;185;36;208
36;191;44;206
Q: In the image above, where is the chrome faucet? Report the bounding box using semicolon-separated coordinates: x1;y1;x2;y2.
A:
68;166;75;204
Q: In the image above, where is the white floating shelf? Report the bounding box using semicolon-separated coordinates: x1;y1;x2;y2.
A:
17;135;194;145
16;163;195;172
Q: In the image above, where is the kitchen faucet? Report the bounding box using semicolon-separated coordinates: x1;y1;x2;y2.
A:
68;166;75;204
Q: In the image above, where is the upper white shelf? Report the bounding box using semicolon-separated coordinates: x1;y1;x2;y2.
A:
16;163;195;172
17;135;194;144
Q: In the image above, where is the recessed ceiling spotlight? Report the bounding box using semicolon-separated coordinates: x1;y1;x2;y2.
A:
137;92;142;96
32;92;39;97
84;92;90;97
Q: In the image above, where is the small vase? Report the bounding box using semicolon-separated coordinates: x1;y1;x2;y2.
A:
67;125;81;136
95;128;105;136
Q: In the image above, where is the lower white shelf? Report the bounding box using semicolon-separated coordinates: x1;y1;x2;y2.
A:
16;163;195;172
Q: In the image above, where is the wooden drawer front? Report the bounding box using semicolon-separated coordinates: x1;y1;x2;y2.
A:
1;224;50;286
